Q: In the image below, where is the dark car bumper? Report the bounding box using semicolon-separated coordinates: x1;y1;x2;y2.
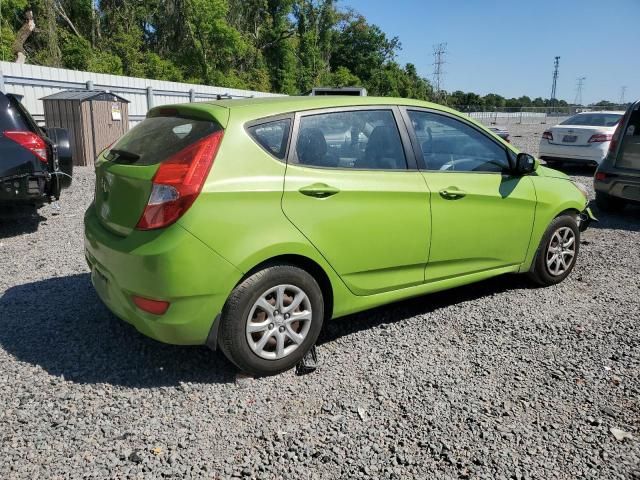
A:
0;172;50;205
594;170;640;204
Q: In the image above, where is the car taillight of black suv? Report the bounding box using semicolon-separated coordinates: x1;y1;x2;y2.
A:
0;92;73;209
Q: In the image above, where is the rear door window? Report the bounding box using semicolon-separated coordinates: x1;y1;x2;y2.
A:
247;118;291;160
106;116;221;165
293;109;407;170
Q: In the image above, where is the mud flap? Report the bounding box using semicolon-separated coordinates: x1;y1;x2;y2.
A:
295;345;319;376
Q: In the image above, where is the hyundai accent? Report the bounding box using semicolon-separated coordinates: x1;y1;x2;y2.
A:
84;96;594;375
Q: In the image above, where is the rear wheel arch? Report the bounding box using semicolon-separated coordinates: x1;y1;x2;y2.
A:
238;254;334;322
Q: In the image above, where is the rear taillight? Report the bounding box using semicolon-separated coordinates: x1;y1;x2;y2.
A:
3;131;48;163
136;130;224;230
595;172;607;181
542;131;553;141
588;133;613;143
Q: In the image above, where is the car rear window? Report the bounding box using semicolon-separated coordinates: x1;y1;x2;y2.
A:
561;113;622;127
247;118;291;159
105;116;221;166
0;97;33;132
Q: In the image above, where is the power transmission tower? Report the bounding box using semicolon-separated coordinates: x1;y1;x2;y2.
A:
550;56;560;109
432;43;447;103
574;77;586;106
620;86;627;105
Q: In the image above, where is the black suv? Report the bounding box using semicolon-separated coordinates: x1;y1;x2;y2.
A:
0;92;72;208
594;100;640;211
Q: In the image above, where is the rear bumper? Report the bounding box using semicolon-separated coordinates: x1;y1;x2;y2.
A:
0;172;49;205
594;170;640;203
539;140;608;164
84;204;243;345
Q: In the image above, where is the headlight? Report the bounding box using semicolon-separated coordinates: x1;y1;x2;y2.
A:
573;181;589;200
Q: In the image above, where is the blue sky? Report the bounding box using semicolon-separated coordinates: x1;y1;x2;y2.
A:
340;0;640;104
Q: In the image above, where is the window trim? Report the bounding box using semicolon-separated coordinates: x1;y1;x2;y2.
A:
400;106;514;173
244;113;294;162
287;105;418;171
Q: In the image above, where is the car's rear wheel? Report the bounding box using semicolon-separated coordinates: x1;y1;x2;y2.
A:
528;214;580;286
543;159;560;168
219;264;324;376
595;191;626;213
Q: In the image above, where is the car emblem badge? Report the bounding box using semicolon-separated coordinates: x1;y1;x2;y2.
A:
101;177;110;199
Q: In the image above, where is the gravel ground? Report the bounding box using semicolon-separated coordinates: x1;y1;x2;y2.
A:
1;124;639;479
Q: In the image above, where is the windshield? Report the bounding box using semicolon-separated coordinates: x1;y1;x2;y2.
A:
561;113;622;127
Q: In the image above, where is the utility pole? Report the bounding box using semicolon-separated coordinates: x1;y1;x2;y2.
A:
432;43;447;104
620;86;627;105
550;56;560;110
574;77;586;106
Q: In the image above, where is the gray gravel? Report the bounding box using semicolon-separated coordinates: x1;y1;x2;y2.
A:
1;124;639;479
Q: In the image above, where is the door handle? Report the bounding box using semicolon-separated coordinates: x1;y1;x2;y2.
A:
439;188;466;200
299;183;340;198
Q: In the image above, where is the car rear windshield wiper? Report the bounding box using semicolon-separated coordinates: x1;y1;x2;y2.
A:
109;148;141;161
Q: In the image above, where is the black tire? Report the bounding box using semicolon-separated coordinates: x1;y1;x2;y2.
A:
544;159;560;168
528;214;580;286
595;191;626;213
46;127;73;190
218;264;324;376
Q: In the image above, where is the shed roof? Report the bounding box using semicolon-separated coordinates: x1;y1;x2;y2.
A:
41;90;130;103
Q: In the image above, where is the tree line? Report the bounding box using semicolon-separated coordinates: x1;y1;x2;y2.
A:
0;1;612;108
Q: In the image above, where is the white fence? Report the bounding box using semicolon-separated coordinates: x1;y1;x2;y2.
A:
467;111;549;125
0;62;282;128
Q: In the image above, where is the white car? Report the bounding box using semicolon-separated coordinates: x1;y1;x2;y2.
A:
539;111;625;166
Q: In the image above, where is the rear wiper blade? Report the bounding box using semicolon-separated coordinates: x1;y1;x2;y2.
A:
109;148;140;160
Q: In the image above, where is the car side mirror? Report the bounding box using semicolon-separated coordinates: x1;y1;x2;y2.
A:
515;152;537;175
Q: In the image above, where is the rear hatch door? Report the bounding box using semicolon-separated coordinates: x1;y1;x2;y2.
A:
615;102;640;171
94;105;227;236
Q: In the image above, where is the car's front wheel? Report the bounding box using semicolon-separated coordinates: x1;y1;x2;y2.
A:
218;264;324;376
528;214;580;286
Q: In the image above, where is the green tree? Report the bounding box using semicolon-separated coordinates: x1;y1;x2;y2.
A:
293;0;337;92
182;0;247;83
331;11;399;84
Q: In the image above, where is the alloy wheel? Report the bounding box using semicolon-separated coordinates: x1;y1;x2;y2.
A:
546;226;576;276
245;284;313;360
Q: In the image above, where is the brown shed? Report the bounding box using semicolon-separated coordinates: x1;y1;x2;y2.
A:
41;90;130;166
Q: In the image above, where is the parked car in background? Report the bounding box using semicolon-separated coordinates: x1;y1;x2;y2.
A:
594;100;640;211
488;126;510;143
539;111;625;167
0;92;72;209
84;96;593;376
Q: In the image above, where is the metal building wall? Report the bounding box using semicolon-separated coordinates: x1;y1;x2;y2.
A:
0;61;282;129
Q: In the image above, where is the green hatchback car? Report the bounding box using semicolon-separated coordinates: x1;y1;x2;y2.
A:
84;96;594;375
